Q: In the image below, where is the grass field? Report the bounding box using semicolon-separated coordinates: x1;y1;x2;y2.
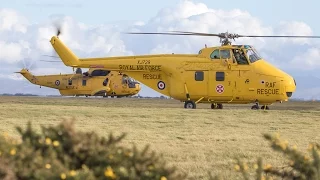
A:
0;96;320;179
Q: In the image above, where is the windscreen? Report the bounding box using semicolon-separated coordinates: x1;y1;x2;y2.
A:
245;48;262;63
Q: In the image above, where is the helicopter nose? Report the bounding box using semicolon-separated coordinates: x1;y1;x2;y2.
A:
136;83;141;91
284;77;296;98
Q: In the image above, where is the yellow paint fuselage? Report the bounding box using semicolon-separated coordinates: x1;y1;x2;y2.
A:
50;36;296;105
19;68;141;97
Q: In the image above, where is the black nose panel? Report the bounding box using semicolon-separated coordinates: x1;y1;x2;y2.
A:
286;92;292;97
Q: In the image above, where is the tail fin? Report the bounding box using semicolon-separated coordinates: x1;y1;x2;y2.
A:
50;36;80;67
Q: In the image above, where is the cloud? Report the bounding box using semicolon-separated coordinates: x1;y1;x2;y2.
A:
0;0;320;97
290;47;320;70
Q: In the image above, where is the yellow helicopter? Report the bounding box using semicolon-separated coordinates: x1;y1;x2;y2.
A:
17;67;141;98
48;29;320;109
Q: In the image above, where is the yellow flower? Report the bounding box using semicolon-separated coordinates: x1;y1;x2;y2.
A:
104;166;116;179
243;163;248;171
263;164;272;170
125;151;133;157
273;133;280;140
292;145;297;150
60;173;66;179
279;142;287;150
45;164;51;169
289;160;295;166
45;138;52;145
10;148;16;155
148;165;154;170
234;165;240;171
160;176;167;180
253;164;258;170
3;132;8;138
109;154;113;159
53;141;60;147
69;170;76;176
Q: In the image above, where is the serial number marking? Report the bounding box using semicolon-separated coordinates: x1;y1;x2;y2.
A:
137;60;150;64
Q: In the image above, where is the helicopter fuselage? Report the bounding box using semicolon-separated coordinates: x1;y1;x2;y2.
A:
50;36;296;106
19;68;141;97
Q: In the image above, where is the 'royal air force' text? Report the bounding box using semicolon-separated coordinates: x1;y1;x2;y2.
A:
119;65;161;71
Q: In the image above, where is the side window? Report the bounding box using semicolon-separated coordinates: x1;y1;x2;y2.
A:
216;72;225;81
220;50;231;59
210;49;220;59
68;79;72;85
195;71;204;81
82;80;87;86
91;70;110;76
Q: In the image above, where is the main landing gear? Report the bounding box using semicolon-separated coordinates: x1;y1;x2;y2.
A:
251;101;270;110
211;103;223;109
184;100;196;109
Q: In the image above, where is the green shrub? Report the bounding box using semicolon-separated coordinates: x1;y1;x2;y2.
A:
0;118;187;180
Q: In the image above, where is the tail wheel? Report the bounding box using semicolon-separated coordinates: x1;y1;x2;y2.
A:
184;100;196;109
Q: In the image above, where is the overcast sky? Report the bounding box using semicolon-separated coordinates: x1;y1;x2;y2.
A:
1;0;320;99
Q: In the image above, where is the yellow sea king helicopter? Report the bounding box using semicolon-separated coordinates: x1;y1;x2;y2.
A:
17;66;141;98
48;29;320;109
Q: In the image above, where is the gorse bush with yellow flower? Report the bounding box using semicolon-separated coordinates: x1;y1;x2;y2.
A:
1;118;320;180
0;119;186;180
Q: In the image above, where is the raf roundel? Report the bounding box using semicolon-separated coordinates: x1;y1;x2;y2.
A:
55;80;60;86
216;84;224;94
157;81;165;90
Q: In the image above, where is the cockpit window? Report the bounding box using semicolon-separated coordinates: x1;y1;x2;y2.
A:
246;49;262;63
122;75;136;84
91;70;110;76
232;49;249;65
220;50;231;59
210;49;220;59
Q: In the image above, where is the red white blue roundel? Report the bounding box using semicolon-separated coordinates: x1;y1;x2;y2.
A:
216;84;224;94
55;80;60;86
157;81;165;90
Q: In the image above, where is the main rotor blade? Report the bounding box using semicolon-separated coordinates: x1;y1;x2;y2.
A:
127;31;320;39
126;31;221;37
238;35;320;38
40;60;61;62
42;55;60;58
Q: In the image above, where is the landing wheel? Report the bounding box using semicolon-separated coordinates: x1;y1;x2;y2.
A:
261;105;270;110
211;103;223;109
184;100;196;109
251;104;259;110
211;103;217;109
